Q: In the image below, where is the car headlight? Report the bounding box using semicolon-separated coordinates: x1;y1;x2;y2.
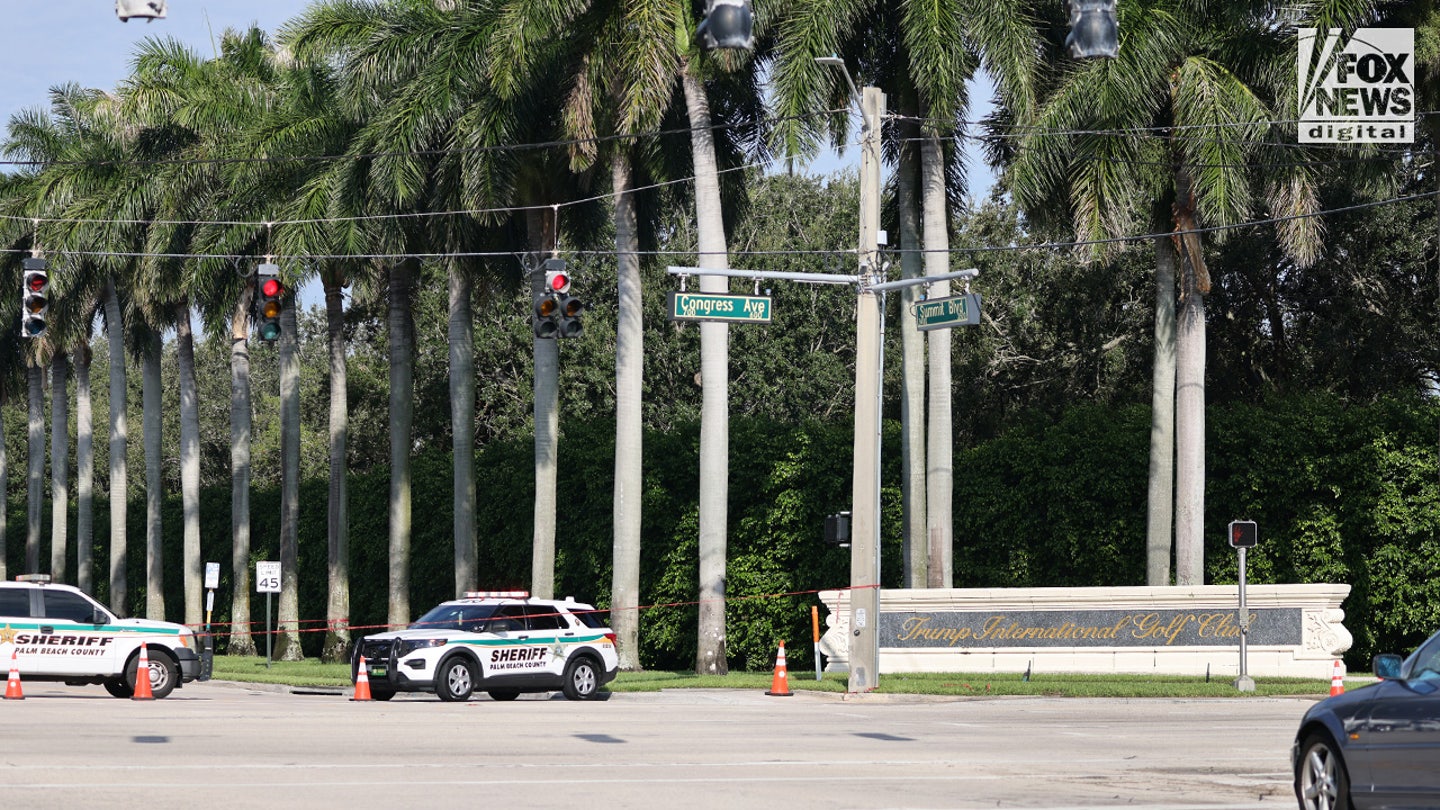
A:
396;638;448;657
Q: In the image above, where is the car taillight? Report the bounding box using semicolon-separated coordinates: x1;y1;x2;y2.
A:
604;633;617;644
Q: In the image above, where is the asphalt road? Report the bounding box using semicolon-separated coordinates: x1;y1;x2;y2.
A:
2;681;1314;809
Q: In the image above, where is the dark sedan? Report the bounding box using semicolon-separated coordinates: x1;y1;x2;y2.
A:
1294;629;1440;809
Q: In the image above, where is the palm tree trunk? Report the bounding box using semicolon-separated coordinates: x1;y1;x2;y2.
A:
0;403;7;582
323;274;351;662
1173;171;1206;586
1174;288;1206;585
897;124;927;589
230;291;256;655
387;261;416;628
50;353;70;583
278;291;303;660
684;69;730;676
612;153;643;671
105;280;127;613
529;210;558;600
76;346;94;594
450;269;477;598
27;363;44;574
0;403;7;581
176;302;203;627
143;332;164;620
1146;235;1177;585
921;135;953;588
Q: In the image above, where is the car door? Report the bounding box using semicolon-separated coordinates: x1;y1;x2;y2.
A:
36;590;117;676
0;586;41;674
476;604;534;683
1359;635;1440;801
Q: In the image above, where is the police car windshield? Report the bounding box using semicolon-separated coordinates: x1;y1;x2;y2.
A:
411;603;498;631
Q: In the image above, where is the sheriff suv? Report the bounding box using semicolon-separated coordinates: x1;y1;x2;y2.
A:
352;591;619;702
0;575;200;699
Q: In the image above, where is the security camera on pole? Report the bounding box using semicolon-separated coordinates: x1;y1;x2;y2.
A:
116;0;166;22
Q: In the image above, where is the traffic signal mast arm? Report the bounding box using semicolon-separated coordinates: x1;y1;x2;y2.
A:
665;265;978;291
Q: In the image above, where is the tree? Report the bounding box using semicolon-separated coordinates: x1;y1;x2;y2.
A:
770;0;1038;588
1006;0;1367;583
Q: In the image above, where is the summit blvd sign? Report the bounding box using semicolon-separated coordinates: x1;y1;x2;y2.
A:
915;293;982;331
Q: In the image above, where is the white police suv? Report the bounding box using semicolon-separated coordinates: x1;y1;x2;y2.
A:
0;575;200;699
352;591;619;702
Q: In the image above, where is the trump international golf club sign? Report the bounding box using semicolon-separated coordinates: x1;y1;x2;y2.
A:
1299;27;1414;144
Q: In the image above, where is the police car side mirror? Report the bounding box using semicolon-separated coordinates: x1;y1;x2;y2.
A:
92;608;111;626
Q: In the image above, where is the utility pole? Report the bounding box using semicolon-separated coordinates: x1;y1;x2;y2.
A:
849;85;886;693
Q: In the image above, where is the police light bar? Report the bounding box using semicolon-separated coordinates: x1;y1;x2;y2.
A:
463;590;530;599
14;574;52;583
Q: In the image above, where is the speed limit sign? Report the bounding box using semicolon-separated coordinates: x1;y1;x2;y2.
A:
255;561;281;594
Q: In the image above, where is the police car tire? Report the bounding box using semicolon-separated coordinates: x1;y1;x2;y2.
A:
562;656;600;701
435;656;475;702
127;650;179;699
371;687;396;701
488;690;520;701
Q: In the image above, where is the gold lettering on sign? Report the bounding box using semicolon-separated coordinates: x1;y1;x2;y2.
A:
892;612;1262;647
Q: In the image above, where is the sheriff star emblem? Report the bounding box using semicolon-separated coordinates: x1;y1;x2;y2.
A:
0;624;16;645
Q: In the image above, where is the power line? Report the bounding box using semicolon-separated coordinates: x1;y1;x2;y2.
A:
0;108;841;171
8;186;1433;264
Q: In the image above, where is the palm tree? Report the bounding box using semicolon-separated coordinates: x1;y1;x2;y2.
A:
1007;0;1361;583
770;0;1038;589
3;83;164;616
485;0;767;672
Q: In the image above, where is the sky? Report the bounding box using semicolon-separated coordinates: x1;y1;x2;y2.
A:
2;3;995;272
4;4;303;129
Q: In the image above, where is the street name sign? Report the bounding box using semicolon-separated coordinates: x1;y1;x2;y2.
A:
915;293;981;331
667;291;772;324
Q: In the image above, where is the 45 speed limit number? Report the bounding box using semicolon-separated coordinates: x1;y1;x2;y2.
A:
255;561;281;593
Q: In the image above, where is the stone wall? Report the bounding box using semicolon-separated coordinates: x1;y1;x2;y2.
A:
816;585;1351;679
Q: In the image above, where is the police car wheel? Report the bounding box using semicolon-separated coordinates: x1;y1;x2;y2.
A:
562;657;600;701
127;651;179;699
371;687;396;701
488;690;520;701
435;657;475;702
103;678;134;699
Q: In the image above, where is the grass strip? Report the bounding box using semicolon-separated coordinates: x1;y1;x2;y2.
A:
210;656;1339;698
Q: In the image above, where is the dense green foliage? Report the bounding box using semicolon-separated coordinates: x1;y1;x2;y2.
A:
8;389;1432;669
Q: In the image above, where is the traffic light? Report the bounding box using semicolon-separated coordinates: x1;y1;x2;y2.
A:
116;0;167;22
533;260;585;339
256;263;283;342
556;293;585;339
824;512;851;547
20;258;49;338
1228;520;1258;549
532;292;560;339
1065;0;1118;59
543;259;571;295
696;0;754;51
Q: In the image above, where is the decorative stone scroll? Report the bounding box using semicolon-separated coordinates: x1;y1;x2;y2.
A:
817;585;1351;679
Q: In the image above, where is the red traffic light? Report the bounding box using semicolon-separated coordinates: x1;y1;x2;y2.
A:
26;274;46;293
261;278;282;298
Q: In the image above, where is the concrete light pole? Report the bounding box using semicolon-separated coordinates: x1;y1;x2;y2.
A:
848;84;886;693
818;55;886;693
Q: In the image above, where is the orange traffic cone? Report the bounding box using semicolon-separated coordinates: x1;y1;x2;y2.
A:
351;655;373;701
131;643;154;701
765;641;792;697
1329;659;1345;697
4;649;23;700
